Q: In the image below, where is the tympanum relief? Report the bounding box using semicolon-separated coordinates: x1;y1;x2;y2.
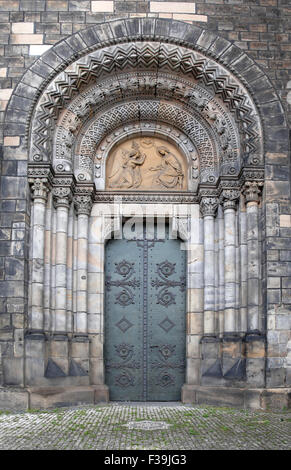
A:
106;137;187;191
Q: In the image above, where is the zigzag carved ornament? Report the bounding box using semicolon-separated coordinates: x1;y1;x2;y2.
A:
29;42;263;173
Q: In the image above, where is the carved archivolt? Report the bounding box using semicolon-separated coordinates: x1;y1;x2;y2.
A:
29;41;263;187
74;99;218;185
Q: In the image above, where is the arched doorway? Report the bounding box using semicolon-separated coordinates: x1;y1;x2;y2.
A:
104;221;186;401
2;17;289;410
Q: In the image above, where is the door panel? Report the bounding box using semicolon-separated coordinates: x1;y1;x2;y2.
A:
105;225;186;401
104;239;144;401
147;238;186;400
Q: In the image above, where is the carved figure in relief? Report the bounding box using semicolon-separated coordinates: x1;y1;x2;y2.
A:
149;146;184;189
108;141;146;189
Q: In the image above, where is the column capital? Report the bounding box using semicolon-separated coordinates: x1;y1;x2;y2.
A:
52;186;72;209
30;178;49;202
220;189;240;210
199;196;219;218
74;194;93;216
242;181;263;204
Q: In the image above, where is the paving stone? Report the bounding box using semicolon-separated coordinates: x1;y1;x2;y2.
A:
0;403;290;450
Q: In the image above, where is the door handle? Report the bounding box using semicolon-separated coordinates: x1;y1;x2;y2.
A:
150;345;159;348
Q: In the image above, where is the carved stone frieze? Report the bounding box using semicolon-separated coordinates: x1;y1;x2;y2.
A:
75;100;218;185
94;192;199;204
241;168;265;184
28;164;53;183
30;41;262;178
56;72;239;168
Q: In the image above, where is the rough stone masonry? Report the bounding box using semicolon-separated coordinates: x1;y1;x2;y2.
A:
0;0;290;411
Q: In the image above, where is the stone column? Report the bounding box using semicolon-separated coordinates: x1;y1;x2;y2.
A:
66;205;74;334
199;196;221;384
217;205;225;336
243;181;265;388
43;192;53;331
220;190;240;334
26;178;49;385
220;189;244;381
52;186;72;332
29;178;49;331
200;196;219;335
239;201;248;333
243;181;263;333
73;194;93;335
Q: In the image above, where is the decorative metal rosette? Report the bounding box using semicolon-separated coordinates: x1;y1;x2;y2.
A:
157;261;176;278
115;343;133;360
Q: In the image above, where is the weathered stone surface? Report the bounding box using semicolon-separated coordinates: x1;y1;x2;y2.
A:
0;13;290;410
0;388;29;410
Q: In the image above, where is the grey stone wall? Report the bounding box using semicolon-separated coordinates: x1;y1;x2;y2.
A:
0;1;290;398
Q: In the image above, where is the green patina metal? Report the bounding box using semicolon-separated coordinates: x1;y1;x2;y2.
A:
105;224;186;401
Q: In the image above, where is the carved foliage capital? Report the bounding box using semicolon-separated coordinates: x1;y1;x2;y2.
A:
220;189;240;210
74;194;93;216
199;196;219;218
52;186;72;209
30;178;49;202
242;181;263;204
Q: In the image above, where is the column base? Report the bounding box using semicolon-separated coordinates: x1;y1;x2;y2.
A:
181;384;291;410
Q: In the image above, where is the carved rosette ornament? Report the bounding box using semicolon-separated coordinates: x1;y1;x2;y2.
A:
199;197;219;218
52;187;72;209
30;178;49;202
74;194;93;216
242;181;263;204
220;189;240;211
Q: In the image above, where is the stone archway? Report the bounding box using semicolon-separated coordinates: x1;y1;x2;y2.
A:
2;18;290;409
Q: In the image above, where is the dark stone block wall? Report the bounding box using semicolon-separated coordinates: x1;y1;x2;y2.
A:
0;0;290;399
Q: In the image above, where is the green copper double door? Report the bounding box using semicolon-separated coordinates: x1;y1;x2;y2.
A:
105;225;186;401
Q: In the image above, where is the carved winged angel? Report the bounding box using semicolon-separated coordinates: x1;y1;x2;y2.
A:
108;141;146;189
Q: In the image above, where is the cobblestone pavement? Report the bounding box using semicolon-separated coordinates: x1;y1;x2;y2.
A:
0;402;290;450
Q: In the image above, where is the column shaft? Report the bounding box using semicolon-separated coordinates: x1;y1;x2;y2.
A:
29;179;48;331
243;181;263;333
246;202;260;331
74;192;93;335
53;186;72;332
43;192;52;331
218;205;225;335
76;213;89;334
224;207;237;333
66;205;74;333
240;208;248;332
55;205;69;331
200;196;218;336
